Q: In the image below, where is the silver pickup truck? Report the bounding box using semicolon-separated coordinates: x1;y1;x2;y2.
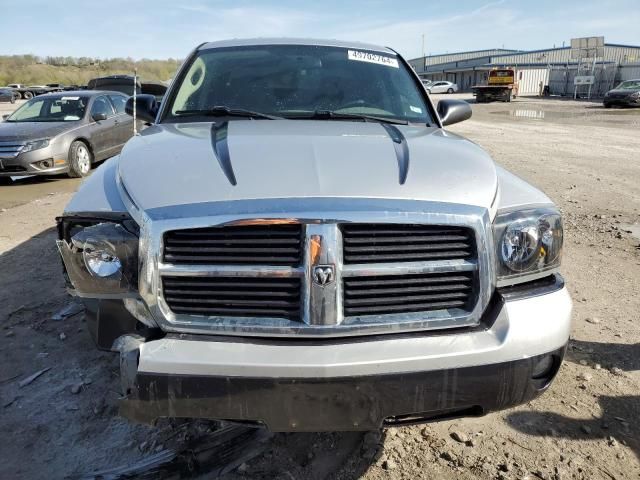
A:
56;38;572;432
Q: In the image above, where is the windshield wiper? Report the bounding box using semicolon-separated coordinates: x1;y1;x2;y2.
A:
284;110;409;125
174;106;283;120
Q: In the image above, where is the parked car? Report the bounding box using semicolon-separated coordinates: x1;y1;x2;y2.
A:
0;90;133;178
56;39;571;432
5;83;57;99
603;79;640;108
87;75;168;102
427;81;459;94
0;88;17;104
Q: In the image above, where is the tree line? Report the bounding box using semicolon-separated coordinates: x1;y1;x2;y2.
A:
0;54;182;86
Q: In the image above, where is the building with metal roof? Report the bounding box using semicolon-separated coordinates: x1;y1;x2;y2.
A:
409;41;640;96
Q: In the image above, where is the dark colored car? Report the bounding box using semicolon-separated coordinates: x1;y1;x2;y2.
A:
88;75;168;102
0;88;17;104
603;79;640;107
0;90;133;178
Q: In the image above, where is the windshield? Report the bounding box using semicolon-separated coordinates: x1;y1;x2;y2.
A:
7;96;87;122
615;80;640;90
165;45;433;124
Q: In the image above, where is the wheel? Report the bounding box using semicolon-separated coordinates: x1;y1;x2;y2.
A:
447;88;454;94
67;141;92;178
604;103;611;109
0;177;13;185
22;91;33;100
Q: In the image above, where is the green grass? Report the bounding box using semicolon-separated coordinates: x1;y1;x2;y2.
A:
0;55;182;86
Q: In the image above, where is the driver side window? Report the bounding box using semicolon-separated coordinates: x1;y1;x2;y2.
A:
91;96;114;118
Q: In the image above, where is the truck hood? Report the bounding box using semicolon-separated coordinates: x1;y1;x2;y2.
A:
0;121;77;141
118;120;498;213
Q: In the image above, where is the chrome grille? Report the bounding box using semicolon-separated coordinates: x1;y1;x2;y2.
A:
0;141;25;159
341;224;474;264
343;272;476;316
163;224;303;266
147;202;492;337
162;276;302;320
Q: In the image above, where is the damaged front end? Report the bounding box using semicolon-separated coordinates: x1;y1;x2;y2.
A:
56;215;159;350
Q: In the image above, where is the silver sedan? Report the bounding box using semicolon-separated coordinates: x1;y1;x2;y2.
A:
0;91;134;179
426;81;459;94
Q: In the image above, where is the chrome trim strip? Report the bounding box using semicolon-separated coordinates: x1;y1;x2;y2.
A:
131;199;494;338
158;263;304;278
497;268;564;292
342;259;477;277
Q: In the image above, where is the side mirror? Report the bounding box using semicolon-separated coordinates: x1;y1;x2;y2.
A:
437;99;472;126
2;114;8;121
92;112;108;122
125;94;158;123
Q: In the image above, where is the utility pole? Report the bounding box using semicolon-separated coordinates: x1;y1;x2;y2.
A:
133;68;138;136
422;34;426;73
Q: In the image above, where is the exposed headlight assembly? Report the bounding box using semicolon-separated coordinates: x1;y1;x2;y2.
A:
22;138;50;153
493;207;563;286
56;217;139;297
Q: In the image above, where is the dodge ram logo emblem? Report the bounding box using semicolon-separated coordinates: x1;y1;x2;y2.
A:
313;265;335;286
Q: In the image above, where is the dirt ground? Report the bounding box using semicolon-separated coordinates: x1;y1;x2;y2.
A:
0;95;639;479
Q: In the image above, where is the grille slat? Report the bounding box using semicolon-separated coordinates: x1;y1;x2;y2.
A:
342;224;474;264
344;235;468;244
163;224;303;266
346;300;466;315
165;246;300;254
345;251;471;263
345;242;471;253
169;306;300;316
345;291;468;306
163;279;299;289
344;271;476;317
344;274;471;288
162;276;301;320
346;283;471;296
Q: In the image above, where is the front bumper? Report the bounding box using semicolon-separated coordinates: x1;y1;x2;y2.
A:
119;280;572;431
604;96;640;107
0;145;68;176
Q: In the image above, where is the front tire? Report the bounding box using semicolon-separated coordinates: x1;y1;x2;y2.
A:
68;141;92;178
22;91;33;100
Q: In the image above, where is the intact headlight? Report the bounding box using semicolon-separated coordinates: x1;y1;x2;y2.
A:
22;138;50;153
493;207;563;286
56;218;139;297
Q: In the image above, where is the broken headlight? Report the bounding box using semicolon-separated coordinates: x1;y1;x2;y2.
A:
56;217;139;297
493;207;563;286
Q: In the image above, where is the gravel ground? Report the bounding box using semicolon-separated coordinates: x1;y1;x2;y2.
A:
0;95;638;479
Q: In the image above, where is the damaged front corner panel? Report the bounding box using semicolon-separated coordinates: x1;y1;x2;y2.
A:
113;334;145;397
56;222;138;298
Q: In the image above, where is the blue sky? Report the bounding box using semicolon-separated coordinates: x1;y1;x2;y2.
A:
1;0;638;60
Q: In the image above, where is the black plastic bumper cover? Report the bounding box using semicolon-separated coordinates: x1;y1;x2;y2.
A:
120;345;566;432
